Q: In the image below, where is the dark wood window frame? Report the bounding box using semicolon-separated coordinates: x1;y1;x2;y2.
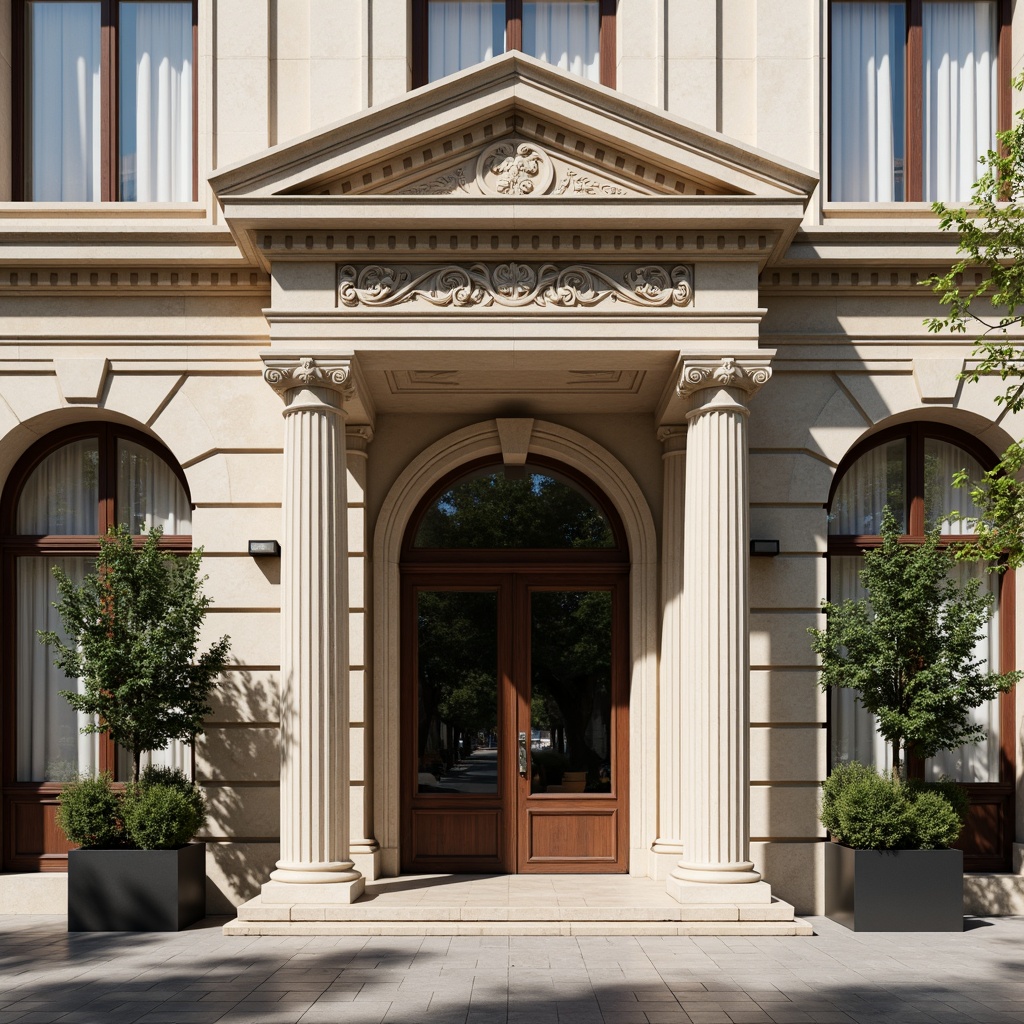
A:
827;0;1012;202
412;0;617;88
825;422;1016;871
12;0;199;202
1;423;192;871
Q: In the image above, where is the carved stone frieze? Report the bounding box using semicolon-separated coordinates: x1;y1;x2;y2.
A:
554;169;628;197
476;141;555;196
337;263;693;310
263;356;355;399
676;357;772;398
400;168;471;196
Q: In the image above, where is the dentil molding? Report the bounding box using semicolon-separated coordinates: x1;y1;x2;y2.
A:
676;357;772;398
337;263;694;310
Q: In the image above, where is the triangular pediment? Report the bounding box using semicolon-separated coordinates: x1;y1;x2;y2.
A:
210;52;816;268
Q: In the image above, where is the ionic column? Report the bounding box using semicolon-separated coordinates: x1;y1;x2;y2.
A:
261;356;364;904
668;356;771;905
653;425;687;876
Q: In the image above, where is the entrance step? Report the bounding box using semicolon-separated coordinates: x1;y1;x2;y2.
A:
223;874;813;936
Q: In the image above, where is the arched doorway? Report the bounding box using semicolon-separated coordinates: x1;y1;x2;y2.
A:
400;456;630;873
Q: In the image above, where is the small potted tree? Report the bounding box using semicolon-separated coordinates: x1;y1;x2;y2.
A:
40;525;230;931
809;507;1019;931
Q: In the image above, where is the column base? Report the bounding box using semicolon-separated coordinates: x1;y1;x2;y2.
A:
668;877;773;906
650;841;686;880
262;878;365;905
351;844;381;882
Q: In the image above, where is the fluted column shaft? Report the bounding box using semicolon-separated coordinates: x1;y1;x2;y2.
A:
262;357;363;903
654;426;687;872
668;357;771;900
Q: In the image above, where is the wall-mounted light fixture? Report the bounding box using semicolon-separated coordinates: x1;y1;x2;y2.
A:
750;539;780;557
248;539;281;557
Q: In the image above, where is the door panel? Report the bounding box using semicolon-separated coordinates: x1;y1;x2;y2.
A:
401;572;628;874
517;583;628;872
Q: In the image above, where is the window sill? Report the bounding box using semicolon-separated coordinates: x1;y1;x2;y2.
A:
0;202;209;221
822;202;943;220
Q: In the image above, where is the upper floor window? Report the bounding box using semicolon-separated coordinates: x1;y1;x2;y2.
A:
829;0;1008;202
413;0;615;87
15;0;196;201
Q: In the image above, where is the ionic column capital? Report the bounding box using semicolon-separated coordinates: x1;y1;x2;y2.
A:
263;356;356;404
657;425;687;453
676;357;772;404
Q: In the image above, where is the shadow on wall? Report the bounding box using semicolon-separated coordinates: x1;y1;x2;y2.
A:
198;666;282;914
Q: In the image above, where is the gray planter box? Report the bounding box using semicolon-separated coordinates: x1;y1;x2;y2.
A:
68;843;206;931
824;843;963;931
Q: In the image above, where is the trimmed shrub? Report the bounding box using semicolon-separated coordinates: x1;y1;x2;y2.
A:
56;773;123;849
820;760;879;836
833;773;913;850
122;783;206;850
909;789;964;849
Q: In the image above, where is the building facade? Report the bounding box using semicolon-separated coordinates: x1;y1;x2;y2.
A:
0;0;1021;923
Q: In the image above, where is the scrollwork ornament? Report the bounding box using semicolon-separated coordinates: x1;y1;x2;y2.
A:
263;357;355;401
676;357;772;399
336;263;695;310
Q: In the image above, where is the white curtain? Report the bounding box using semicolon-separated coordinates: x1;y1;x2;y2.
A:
122;2;193;201
523;1;600;81
831;2;903;201
923;1;997;202
927;562;1000;782
17;439;100;535
428;1;505;82
17;558;99;781
923;438;985;533
828;439;905;535
26;2;101;201
117;439;192;535
830;555;893;770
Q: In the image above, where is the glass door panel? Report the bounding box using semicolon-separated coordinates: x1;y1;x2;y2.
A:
529;589;612;795
415;589;499;795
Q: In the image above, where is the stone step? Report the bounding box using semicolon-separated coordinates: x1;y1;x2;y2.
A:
964;874;1024;916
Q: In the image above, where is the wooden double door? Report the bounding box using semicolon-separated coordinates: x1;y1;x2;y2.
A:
401;569;629;873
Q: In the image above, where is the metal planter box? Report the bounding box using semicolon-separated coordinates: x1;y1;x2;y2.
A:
68;843;206;931
824;843;963;931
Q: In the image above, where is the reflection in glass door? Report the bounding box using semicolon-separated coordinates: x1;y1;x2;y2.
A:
529;590;613;796
416;590;499;795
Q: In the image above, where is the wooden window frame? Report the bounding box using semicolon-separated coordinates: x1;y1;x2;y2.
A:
412;0;616;89
825;422;1016;871
1;424;192;871
827;0;1011;202
12;0;199;202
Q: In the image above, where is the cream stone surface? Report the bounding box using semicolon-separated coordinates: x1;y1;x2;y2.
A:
196;725;281;782
0;873;66;914
1;3;1021;926
207;670;279;723
750;727;827;783
202;611;280;667
201;785;280;838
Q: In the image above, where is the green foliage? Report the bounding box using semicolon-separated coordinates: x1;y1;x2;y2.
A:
122;781;206;850
416;468;614;549
832;771;913;850
820;760;878;836
55;773;123;849
908;789;964;850
39;526;231;782
821;763;965;850
809;507;1019;773
927;73;1024;568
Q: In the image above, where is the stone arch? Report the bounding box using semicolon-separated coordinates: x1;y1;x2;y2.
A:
372;418;659;877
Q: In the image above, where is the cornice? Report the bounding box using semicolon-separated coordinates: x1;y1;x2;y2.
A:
0;266;270;294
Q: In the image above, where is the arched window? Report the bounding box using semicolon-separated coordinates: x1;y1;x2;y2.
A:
1;425;191;870
827;423;1015;869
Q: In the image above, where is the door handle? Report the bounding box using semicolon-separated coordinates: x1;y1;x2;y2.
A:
518;731;528;778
